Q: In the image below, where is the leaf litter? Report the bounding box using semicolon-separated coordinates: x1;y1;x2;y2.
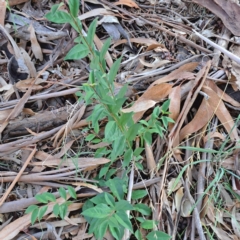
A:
0;0;240;239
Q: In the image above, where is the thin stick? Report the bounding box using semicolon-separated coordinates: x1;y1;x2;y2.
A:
193;30;240;65
0;146;36;206
123;163;134;240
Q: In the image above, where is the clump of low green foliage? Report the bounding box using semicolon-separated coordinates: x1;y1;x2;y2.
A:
26;1;173;239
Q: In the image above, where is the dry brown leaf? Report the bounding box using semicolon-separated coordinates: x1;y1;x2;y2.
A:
146;43;168;52
144;142;156;177
16;78;44;91
112;38;159;49
88;142;110;149
193;0;240;36
150;62;198;87
181;198;193;217
139;57;170;69
168;86;181;131
31;157;110;168
122;83;172;121
114;0;139;8
78;8;113;21
28;24;43;61
175;187;184;212
122;100;156;113
0;109;12;124
209;224;233;240
205;80;240;107
202;85;239;141
200;196;209;219
19;48;37;78
167;178;182;195
54;140;75;158
169;61;211;156
142;83;172;101
0;0;6;26
179;98;214;142
35;151;56;161
71;182;103;193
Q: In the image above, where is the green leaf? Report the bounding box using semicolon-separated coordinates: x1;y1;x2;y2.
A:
134;203;151;216
133;148;144;157
95;217;109;240
104;121;122;142
108;216;119;228
161;116;169;129
146;231;171;240
119;112;134;127
25;205;38;214
90;192;107;205
35;193;49;204
82;203;112;218
155;124;163;137
161;99;170;113
59;187;67;200
53;203;60;217
152;106;160;117
141;220;158;230
115;200;133;211
85;133;96;142
116;84;128;100
38;206;48;221
88;218;100;233
111;135;125;159
67;186;77;199
143;131;152;145
70;18;82;33
108;57;122;83
100;38;111;60
106;177;125;201
99;163;110;178
132;190;148;200
126;123;141;142
135;162;143;170
31;208;39;224
59;203;68;219
68;0;79;17
104;192;115;207
42;192;56;202
109;224;124;240
82;200;94;223
45;6;72;24
135;229;143;240
115;211;133;233
140;120;149;127
89;71;95;84
64;44;89;60
123;149;133;167
87;18;98;45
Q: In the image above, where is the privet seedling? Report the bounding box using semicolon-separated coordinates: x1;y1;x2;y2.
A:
25;0;173;239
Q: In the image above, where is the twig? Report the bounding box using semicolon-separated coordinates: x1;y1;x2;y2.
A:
193;30;240;65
